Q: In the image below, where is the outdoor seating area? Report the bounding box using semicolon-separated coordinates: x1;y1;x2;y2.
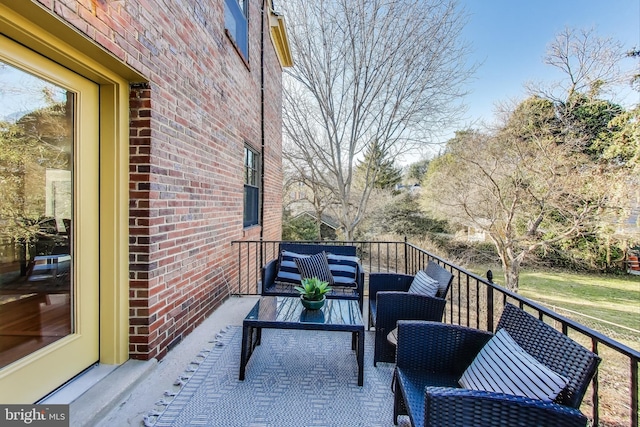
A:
228;243;607;426
231;239;640;427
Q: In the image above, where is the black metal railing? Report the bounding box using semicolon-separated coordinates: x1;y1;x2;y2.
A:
231;239;640;427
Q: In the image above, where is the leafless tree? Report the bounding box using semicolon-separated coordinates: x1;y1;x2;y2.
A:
281;0;473;239
528;27;627;104
423;100;614;291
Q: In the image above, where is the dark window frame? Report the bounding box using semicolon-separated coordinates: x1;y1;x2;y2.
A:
243;145;260;227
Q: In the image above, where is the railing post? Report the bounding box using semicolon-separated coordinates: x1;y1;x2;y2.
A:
404;236;408;275
486;285;494;332
592;340;600;426
236;242;242;295
485;270;494;331
632;357;639;427
259;238;264;268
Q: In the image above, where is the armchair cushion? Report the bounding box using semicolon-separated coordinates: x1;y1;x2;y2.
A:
424;262;454;298
408;270;439;297
459;328;569;401
294;251;334;284
326;253;360;287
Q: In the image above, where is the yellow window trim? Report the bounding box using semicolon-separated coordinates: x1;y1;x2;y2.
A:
0;0;146;365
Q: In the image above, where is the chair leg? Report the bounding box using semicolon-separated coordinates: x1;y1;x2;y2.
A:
392;371;407;425
392;377;400;425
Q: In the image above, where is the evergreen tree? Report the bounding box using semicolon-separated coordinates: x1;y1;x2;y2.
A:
406;159;430;184
355;141;403;190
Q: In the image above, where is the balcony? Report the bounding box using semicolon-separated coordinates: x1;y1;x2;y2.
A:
231;239;640;427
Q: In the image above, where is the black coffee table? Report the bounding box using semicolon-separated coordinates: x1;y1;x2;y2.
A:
239;296;365;386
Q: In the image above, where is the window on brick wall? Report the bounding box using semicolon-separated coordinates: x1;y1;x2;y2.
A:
225;0;248;59
244;146;260;227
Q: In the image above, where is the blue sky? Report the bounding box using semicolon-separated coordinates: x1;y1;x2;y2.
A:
451;0;640;134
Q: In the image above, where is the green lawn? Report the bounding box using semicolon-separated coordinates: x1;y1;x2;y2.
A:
477;268;640;348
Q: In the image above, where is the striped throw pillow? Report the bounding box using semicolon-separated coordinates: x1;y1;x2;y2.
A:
294;251;334;284
326;253;360;287
275;250;308;285
459;328;569;401
407;270;439;297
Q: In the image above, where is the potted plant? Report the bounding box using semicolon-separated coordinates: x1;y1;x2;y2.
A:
295;277;332;310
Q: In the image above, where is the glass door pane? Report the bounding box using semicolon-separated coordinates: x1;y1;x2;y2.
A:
0;60;73;369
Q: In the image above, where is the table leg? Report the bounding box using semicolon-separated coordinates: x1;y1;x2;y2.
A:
357;328;364;386
239;324;251;381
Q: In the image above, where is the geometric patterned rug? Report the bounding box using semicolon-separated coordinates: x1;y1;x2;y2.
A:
144;326;411;426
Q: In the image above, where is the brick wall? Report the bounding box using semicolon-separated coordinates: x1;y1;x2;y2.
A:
36;0;285;360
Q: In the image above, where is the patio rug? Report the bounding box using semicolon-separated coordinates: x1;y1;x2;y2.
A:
144;326;412;427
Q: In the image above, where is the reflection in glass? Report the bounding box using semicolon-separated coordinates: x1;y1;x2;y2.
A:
251;297;363;326
0;61;73;369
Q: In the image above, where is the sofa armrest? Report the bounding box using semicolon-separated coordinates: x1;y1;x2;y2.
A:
423;387;588;427
355;262;365;310
369;273;413;299
395;321;492;375
260;258;278;294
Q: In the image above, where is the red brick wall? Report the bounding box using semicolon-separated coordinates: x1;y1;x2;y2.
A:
262;28;285;242
35;0;284;360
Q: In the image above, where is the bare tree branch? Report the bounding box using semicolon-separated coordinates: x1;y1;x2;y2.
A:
282;0;474;238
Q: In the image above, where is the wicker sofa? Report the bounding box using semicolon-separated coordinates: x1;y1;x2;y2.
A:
392;303;601;427
260;243;364;310
368;261;453;365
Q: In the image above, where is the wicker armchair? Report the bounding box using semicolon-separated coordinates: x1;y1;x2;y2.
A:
392;303;601;427
368;261;453;366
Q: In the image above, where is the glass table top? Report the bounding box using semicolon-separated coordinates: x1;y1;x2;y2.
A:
244;296;363;327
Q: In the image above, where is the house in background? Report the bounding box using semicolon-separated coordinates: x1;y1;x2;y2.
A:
0;0;291;403
294;211;340;240
284;181;341;240
394;183;422;194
